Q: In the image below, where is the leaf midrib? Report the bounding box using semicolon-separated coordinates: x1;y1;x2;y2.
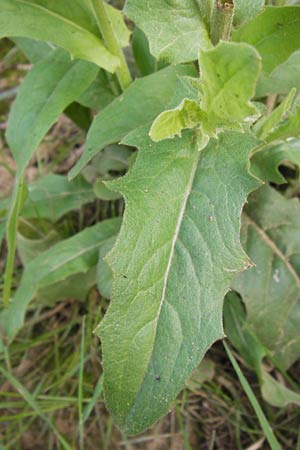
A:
125;139;201;422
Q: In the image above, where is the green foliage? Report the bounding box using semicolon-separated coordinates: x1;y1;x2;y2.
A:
233;6;300;73
96;130;260;434
0;218;121;350
2;0;300;444
0;0;127;71
69;64;196;178
124;0;211;64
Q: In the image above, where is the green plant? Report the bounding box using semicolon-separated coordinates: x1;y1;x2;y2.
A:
1;0;300;443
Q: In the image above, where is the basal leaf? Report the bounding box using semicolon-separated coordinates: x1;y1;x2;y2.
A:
262;371;300;408
124;0;211;64
224;292;300;409
69;65;196;179
251;140;300;184
0;0;119;71
233;6;300;73
232;185;300;369
21;174;95;221
149;99;204;142
96;130;260;434
0;218;121;350
6;47;98;175
199;42;261;134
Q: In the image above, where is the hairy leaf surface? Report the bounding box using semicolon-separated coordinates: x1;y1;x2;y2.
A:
233;6;300;73
124;0;211;64
232;185;300;369
0;0;120;71
69;65;196;178
97;130;260;434
233;0;265;25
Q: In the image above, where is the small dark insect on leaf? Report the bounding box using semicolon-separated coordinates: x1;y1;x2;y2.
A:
155;375;161;381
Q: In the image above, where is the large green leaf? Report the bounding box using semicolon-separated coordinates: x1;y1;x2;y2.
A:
233;6;300;73
232;185;300;370
198;42;261;134
69;64;196;178
6;48;98;175
0;218;121;350
0;0;120;71
124;0;211;64
96;130;260;434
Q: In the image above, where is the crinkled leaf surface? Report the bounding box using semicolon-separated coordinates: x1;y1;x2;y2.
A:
6;47;98;175
0;218;121;351
199;42;261;134
233;6;300;73
124;0;211;64
69;64;196;178
96;130;260;434
232;185;300;369
251;140;300;184
150;99;204;142
0;0;119;71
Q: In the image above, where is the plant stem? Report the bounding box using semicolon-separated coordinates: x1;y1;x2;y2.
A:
3;175;26;307
90;0;132;91
211;1;235;45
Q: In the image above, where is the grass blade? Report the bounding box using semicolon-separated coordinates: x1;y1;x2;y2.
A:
78;315;86;450
0;365;73;450
223;341;282;450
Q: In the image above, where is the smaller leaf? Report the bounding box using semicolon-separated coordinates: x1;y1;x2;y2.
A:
69;64;196;179
251;140;300;184
106;3;131;48
199;42;262;134
17;229;61;266
256;50;300;97
0;218;121;349
149;99;204;142
262;371;300;408
265;105;300;143
21;174;95;221
254;88;296;140
124;0;211;64
94;180;122;201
